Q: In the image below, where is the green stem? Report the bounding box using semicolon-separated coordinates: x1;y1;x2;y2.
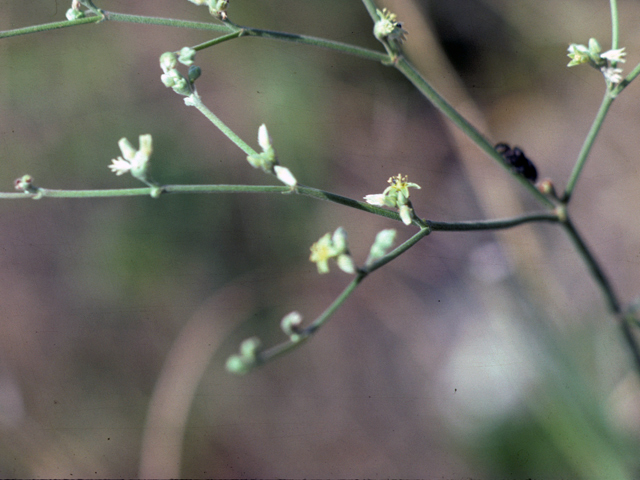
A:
236;27;387;62
614;62;640;95
360;0;380;21
0;15;101;38
187;94;257;157
610;0;619;51
393;56;555;208
192;30;242;51
101;11;229;32
561;215;619;313
563;92;614;203
427;212;560;231
562;213;640;374
2;10;387;63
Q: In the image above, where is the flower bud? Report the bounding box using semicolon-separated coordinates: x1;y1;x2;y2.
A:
188;65;202;83
159;52;178;73
179;47;197;66
281;311;303;340
366;229;396;265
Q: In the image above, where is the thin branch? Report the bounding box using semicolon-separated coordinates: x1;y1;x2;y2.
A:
427;212;560;232
393;56;556;208
563;92;615;203
0;16;101;38
561;215;619;313
254;226;431;367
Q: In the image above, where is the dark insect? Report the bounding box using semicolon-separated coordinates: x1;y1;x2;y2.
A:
495;142;538;182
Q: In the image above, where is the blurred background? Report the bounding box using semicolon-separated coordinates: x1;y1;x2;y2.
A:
2;0;640;477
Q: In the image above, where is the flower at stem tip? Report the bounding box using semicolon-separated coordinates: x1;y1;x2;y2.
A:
567;38;627;86
364;173;421;225
374;8;408;45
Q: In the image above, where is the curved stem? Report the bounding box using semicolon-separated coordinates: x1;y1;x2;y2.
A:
563;92;614;203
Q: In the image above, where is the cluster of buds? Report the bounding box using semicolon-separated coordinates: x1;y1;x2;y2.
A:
567;38;626;86
247;124;297;188
225;337;262;375
187;0;230;20
309;227;356;275
364;173;421;225
160;49;201;100
373;8;408;46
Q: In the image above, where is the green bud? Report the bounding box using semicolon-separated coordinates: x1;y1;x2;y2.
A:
178;47;197;66
239;336;261;357
188;65;202;83
331;227;348;253
336;253;356;275
225;354;254;375
398;204;413;225
366;229;396;266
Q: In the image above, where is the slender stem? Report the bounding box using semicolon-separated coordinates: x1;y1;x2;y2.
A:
100;11;229;32
614;62;640;95
0;183;401;221
187;94;257;157
560;212;640;375
619;316;640;376
2;10;387;63
192;30;242;51
0;16;101;38
561;215;619;313
427;212;560;232
393;56;555;208
360;0;380;21
610;0;619;51
563;92;614;203
237;27;388;62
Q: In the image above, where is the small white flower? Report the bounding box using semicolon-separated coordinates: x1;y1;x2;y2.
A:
109;157;133;175
602;66;624;84
601;47;626;63
274;165;297;187
109;134;153;182
364;193;393;207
